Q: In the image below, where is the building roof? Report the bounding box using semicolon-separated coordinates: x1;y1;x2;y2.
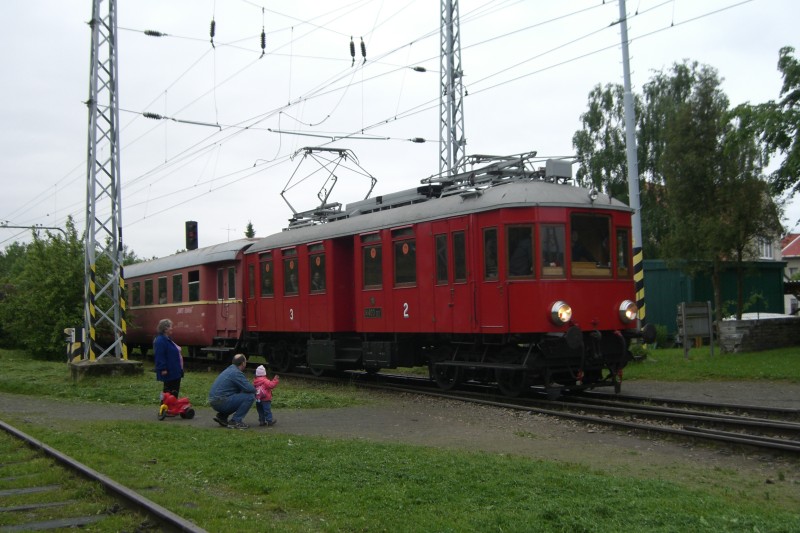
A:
782;233;800;258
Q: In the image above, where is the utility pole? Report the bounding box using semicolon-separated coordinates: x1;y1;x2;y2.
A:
83;0;128;360
439;0;466;177
618;0;646;325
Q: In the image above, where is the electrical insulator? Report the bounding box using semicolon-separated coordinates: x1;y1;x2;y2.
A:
360;37;366;64
144;30;166;37
260;29;266;57
350;37;355;67
210;19;216;48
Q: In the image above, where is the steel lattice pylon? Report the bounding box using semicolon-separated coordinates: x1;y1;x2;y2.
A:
439;0;466;177
83;0;127;360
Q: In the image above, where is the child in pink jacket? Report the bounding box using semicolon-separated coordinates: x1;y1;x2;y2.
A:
253;365;279;427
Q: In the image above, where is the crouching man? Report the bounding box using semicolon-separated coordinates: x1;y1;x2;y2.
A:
208;353;255;430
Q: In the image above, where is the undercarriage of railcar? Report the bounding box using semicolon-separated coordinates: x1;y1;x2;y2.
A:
242;326;652;397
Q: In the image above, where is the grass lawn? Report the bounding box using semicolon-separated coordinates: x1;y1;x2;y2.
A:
0;348;798;532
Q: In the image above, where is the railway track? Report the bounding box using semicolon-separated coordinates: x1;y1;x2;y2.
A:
331;371;800;455
0;420;204;533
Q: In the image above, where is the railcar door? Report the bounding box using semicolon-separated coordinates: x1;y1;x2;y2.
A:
431;218;473;333
476;224;508;333
215;264;240;336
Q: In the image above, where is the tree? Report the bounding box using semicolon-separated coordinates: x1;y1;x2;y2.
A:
0;217;84;357
245;221;256;238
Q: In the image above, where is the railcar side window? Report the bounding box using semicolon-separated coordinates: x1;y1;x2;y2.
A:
248;265;255;298
260;254;273;297
361;234;382;288
217;269;225;300
132;282;140;307
507;225;534;278
570;214;611;278
393;228;416;286
144;279;153;305
435;234;448;284
172;274;183;303
453;231;466;282
541;224;565;277
483;228;498;281
188;270;200;302
617;229;631;278
283;248;299;295
309;243;326;293
158;277;167;304
227;267;236;299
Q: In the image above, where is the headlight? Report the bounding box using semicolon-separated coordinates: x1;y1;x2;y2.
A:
550;301;572;325
618;300;638;323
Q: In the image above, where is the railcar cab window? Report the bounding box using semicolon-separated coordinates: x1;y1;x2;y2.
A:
283;248;299;295
483;228;498;281
361;233;382;289
144;279;153;305
259;253;273;297
158;276;168;304
541;224;565;277
453;231;467;282
217;268;236;300
507;225;534;278
308;243;326;293
392;227;416;286
172;274;183;303
188;270;200;302
227;267;235;299
435;234;448;284
616;228;631;278
570;214;611;278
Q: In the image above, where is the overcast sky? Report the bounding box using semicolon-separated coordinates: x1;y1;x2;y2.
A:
1;0;798;259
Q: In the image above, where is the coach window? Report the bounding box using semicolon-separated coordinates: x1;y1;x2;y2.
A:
248;265;255;298
283;248;299;295
541;224;565;277
217;269;225;300
507;225;534;278
172;274;183;303
361;233;382;288
158;277;168;304
483;228;498;281
144;279;153;305
617;228;631;278
435;234;448;284
227;267;236;299
188;270;200;302
309;243;326;293
260;253;273;297
393;227;416;286
132;282;140;307
453;231;467;283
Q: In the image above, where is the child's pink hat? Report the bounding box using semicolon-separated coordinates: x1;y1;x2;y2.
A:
256;365;266;376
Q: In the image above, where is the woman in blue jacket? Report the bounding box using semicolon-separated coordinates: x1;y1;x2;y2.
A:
154;319;183;398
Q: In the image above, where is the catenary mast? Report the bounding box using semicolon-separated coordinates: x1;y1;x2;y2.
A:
83;0;128;360
440;0;466;177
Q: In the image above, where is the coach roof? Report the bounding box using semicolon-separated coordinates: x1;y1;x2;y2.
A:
247;179;630;254
126;238;258;278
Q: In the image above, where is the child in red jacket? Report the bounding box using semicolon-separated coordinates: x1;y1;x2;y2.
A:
253;365;279;427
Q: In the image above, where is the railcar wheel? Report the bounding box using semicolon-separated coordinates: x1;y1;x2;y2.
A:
308;366;325;377
494;348;527;397
271;342;294;373
430;348;461;391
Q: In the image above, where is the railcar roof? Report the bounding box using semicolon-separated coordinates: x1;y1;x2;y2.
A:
125;238;258;278
247;180;630;254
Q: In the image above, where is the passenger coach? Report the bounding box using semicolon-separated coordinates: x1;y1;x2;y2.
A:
126;238;257;358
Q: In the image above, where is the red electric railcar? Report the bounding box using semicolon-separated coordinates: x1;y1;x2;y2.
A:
125;239;257;358
240;155;654;396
